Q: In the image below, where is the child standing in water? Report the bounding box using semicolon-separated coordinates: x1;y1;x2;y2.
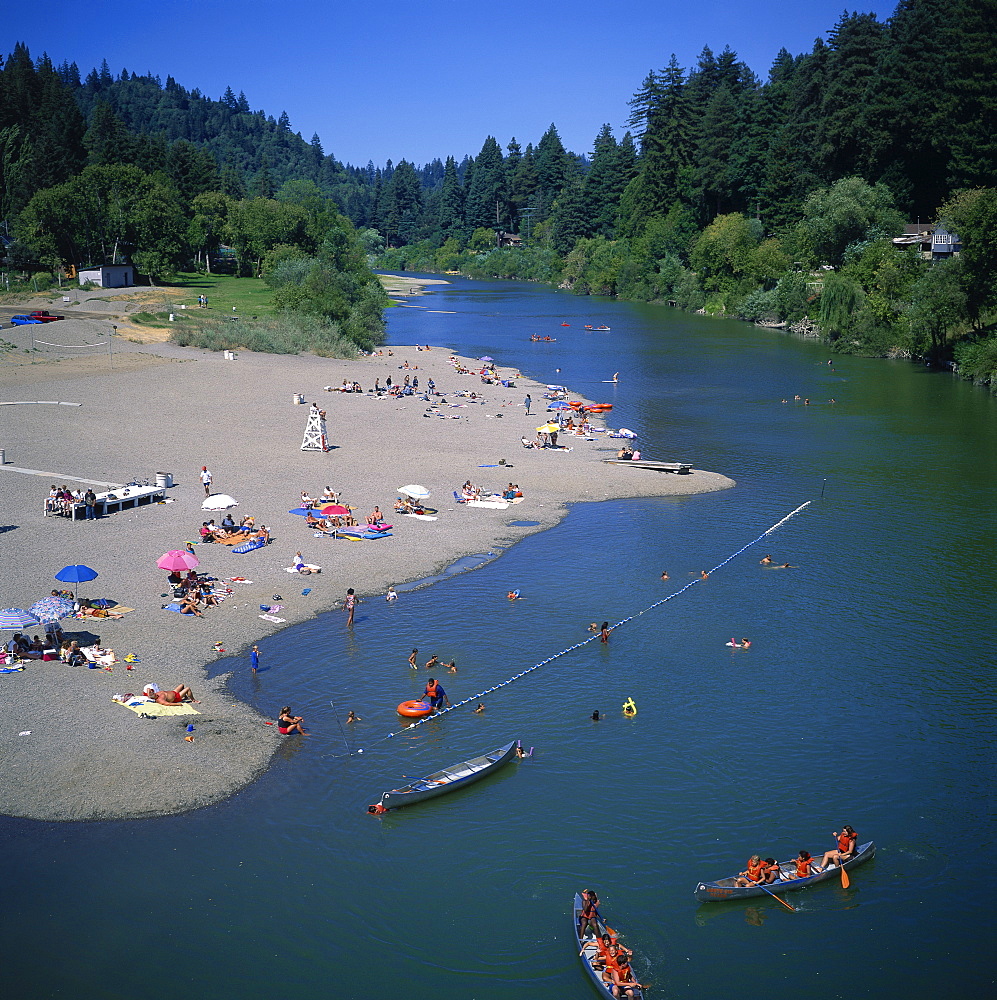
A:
345;588;357;626
600;622;610;644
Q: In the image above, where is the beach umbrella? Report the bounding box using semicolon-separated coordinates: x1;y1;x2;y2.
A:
536;423;560;433
54;563;99;599
0;608;41;630
319;504;351;516
479;356;494;362
398;485;430;500
157;550;200;572
202;493;239;511
547;401;571;410
28;596;75;622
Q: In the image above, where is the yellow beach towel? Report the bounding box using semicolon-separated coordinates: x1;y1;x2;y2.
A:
113;698;199;717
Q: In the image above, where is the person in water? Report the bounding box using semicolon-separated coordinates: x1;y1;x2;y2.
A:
277;706;306;735
591;710;601;721
818;826;858;870
424;653;439;670
423;677;450;710
735;855;765;887
600;622;610;644
473;702;485;714
346;710;361;723
408;648;418;669
660;571;669;580
759;554;774;565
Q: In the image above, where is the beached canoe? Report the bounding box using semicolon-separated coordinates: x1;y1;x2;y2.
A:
368;740;519;812
573;893;644;999
693;841;876;902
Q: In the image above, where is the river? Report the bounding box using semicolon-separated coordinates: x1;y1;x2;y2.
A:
3;276;994;999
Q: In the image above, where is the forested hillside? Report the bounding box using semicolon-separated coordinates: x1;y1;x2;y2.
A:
0;0;995;378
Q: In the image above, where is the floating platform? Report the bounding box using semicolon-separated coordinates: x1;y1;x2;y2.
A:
603;459;694;474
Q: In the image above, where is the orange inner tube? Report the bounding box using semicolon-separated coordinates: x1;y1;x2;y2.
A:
397;700;433;718
585;404;613;412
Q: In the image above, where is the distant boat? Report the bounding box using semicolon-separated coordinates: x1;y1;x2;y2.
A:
595;325;611;331
561;322;570;326
367;740;520;812
584;324;593;330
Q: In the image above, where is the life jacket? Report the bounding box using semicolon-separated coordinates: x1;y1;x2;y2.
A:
581;897;598;919
746;859;764;881
795;857;812;878
838;831;855;853
762;862;780;881
425;680;440;698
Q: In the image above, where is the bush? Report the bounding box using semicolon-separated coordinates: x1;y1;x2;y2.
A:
736;287;780;322
955;333;997;388
169;314;359;357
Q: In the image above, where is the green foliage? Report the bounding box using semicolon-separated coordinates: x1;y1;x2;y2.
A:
168;313;359;357
817;272;865;340
940;187;997;324
690;213;760;293
797;177;905;267
954;332;997;389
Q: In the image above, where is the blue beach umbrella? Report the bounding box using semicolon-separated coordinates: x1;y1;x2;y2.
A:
29;596;75;622
54;563;99;599
0;608;41;630
547;401;571;410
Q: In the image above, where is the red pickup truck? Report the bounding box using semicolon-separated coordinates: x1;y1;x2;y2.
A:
29;310;65;322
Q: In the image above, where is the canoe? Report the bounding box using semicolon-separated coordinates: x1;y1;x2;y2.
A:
368;740;520;812
693;841;876;902
573;893;644;999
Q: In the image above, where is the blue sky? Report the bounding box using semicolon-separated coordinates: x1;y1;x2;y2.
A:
6;0;899;167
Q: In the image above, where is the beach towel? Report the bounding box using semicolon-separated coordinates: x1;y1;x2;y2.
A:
233;536;266;554
112;696;199;717
0;665;25;673
285;564;321;574
163;602;184;613
259;613;286;623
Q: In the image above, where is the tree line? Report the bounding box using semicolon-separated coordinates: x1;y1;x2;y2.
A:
1;0;995;378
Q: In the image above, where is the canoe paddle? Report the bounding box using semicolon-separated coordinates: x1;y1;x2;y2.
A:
840;862;851;889
755;881;797;912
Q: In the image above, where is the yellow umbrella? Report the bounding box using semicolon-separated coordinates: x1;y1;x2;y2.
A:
536;423;560;433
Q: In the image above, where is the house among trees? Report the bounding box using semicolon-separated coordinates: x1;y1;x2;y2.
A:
892;224;962;261
497;231;523;249
77;263;135;287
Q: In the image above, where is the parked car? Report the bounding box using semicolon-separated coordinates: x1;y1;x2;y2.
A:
29;310;64;322
10;314;43;325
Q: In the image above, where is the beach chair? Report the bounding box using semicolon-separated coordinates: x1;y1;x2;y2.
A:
452;491;468;504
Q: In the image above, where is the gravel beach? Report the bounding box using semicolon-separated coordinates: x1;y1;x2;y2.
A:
0;313;733;821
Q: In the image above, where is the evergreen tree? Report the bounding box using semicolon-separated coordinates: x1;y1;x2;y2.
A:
464;136;506;230
534;124;571;221
84;101;128;165
438;155;465;239
252;154;275;198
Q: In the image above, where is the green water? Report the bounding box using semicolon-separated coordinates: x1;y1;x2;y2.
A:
2;277;994;998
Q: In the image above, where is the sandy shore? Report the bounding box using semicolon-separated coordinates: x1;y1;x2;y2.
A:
0;312;733;821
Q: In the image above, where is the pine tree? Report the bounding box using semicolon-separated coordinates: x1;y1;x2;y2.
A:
84;101;128;165
464;136;505;230
221;86;238;110
438;155;465;239
534;124;571;221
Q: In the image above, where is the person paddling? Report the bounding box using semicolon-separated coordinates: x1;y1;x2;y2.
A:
818;825;857;870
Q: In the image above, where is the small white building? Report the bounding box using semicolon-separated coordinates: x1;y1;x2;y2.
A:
77;264;135;288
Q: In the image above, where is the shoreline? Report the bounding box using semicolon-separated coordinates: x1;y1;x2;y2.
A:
0;316;733;822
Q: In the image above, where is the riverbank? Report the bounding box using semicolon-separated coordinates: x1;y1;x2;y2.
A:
0;324;733;821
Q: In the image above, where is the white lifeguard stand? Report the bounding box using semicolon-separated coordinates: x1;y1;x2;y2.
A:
300;406;330;452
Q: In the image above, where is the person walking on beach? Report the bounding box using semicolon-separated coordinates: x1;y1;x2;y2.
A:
251;645;260;673
345;588;357;626
200;466;213;496
524;393;531;415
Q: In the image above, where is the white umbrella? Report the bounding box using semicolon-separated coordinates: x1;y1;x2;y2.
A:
397;485;430;500
202;493;239;511
398;484;431;499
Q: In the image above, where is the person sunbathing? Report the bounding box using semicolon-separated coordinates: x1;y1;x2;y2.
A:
367;506;384;524
179;594;203;616
144;683;198;704
256;525;270;543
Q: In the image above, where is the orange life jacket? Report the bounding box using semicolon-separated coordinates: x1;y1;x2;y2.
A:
425;680;439;698
838;831;855;853
795;857;812;878
746;859;764;881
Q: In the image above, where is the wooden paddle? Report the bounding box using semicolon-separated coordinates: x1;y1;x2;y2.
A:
755;880;797;912
840;861;851;889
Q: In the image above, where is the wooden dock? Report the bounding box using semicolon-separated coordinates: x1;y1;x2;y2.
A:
603;459;693;474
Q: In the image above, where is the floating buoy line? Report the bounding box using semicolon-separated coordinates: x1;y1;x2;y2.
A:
326;501;811;759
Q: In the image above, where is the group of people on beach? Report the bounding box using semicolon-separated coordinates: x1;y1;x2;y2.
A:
734;826;858;887
44;484;100;519
168;569;226;617
199;515;265;543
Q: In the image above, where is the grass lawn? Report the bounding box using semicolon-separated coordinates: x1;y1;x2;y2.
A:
157;273;277;317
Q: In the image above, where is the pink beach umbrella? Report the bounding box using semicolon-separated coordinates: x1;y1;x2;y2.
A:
157;550;200;572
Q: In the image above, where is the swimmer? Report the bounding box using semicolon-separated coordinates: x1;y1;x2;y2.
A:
424;654;439;670
446;659;457;674
741;638;752;648
804;398;810;405
473;702;485;714
588;622;599;632
759;554;773;565
600;622;610;644
774;562;794;569
660;571;669;580
794;395;801;401
408;648;418;669
346;710;362;723
591;710;601;721
386;586;398;602
507;590;521;600
515;745;533;758
700;570;710;580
